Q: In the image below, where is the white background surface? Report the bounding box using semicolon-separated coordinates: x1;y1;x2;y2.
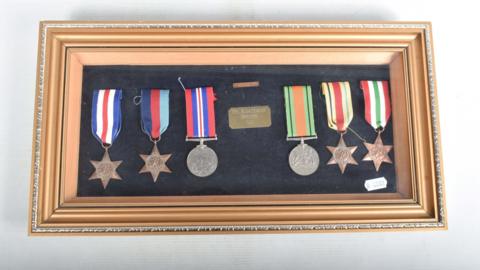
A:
0;0;479;269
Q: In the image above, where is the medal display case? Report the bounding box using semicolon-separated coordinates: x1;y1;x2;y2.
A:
29;21;445;234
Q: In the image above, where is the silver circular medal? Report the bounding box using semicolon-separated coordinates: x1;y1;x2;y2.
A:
288;143;320;176
187;144;218;177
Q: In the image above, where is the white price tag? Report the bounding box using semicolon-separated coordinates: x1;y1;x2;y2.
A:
364;177;388;191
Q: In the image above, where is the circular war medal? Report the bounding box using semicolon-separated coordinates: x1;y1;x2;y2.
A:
288;142;320;176
186;144;218;178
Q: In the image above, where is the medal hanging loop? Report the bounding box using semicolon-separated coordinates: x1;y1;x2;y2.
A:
185;136;218;142
177;77;187;91
284;85;319;176
102;143;111;151
360;80;393;171
149;136;160;144
286;135;317;142
133;95;142;106
322;81;358;174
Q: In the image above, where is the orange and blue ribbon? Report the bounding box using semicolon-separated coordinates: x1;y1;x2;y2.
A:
184;86;216;139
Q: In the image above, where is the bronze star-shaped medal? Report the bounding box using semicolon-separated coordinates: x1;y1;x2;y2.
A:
89;150;122;188
363;134;393;171
139;145;172;182
326;135;358;174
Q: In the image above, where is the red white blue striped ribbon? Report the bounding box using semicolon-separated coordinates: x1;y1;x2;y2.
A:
184;86;216;139
92;89;122;145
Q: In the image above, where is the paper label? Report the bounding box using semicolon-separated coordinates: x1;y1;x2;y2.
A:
228;106;271;129
364;177;388;191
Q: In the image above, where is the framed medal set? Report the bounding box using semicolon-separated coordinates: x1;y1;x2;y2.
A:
29;21;446;235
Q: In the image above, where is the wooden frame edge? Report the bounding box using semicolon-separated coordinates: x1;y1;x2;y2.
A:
29;21;446;235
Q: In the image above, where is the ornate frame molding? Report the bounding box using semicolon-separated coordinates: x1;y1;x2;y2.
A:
30;21;445;234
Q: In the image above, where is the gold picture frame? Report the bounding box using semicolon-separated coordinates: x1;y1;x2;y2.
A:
29;21;446;234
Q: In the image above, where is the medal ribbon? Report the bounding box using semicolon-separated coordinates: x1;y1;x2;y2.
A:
141;89;170;140
284;85;316;138
91;89;122;145
185;86;216;138
360;80;391;130
322;82;353;132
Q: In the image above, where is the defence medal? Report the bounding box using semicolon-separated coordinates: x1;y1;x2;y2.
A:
322;82;358;174
89;89;123;188
180;78;218;178
360;80;393;171
284;85;319;176
138;89;172;182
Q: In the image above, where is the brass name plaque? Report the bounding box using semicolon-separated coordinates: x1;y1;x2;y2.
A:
228;106;272;129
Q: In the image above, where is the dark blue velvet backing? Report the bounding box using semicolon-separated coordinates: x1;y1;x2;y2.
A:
77;65;395;196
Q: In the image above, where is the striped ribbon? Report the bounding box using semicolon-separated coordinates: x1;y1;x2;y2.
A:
140;89;169;140
185;86;216;138
284;85;316;138
360;80;391;130
322;82;353;132
91;89;122;145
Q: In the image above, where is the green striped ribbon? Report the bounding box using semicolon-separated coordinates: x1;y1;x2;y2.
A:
284;85;316;138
